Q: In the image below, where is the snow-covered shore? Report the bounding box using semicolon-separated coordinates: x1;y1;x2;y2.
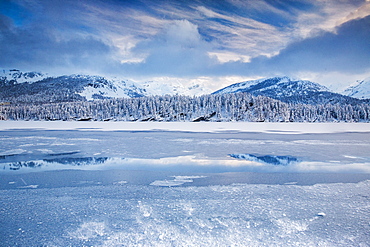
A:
0;121;369;133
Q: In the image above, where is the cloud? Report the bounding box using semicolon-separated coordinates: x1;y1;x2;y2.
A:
121;20;219;76
1;0;369;83
121;14;370;79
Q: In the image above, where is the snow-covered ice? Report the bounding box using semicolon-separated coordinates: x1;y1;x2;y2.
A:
0;122;370;246
1;177;369;246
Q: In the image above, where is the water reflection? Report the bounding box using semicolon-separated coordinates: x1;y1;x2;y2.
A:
2;154;370;174
229;154;299;166
3;157;112;171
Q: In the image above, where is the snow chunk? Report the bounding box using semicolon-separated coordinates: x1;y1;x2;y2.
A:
317;212;326;217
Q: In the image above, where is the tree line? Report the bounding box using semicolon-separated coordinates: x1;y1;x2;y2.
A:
1;93;369;122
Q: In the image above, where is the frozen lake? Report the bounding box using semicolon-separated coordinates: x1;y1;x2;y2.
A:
1;122;370;246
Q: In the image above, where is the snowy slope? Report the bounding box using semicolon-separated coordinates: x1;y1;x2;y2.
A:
76;76;147;100
342;78;370;99
139;79;209;97
79;77;209;100
212;78;272;94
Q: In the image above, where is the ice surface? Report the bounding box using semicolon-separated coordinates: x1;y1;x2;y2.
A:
1;122;370;246
1;123;369;173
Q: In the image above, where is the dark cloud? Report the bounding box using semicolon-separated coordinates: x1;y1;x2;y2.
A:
263;15;370;74
196;15;370;77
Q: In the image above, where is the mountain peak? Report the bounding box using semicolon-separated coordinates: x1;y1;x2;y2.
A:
342;78;370;99
213;76;328;96
1;69;47;84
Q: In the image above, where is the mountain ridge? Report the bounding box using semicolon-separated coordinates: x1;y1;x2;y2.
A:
1;69;369;104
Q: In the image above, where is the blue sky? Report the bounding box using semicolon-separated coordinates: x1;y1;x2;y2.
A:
0;0;369;90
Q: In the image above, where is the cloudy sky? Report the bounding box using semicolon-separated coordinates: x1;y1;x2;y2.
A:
1;0;369;90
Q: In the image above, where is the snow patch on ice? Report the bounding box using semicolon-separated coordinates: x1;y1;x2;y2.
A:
68;221;107;241
113;181;128;185
17;184;39;189
343;155;360;159
150;176;207;187
273;218;308;234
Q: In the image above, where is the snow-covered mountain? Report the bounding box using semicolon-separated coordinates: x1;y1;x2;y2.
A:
342;78;370;99
213;76;365;105
0;69;47;84
0;70;208;103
